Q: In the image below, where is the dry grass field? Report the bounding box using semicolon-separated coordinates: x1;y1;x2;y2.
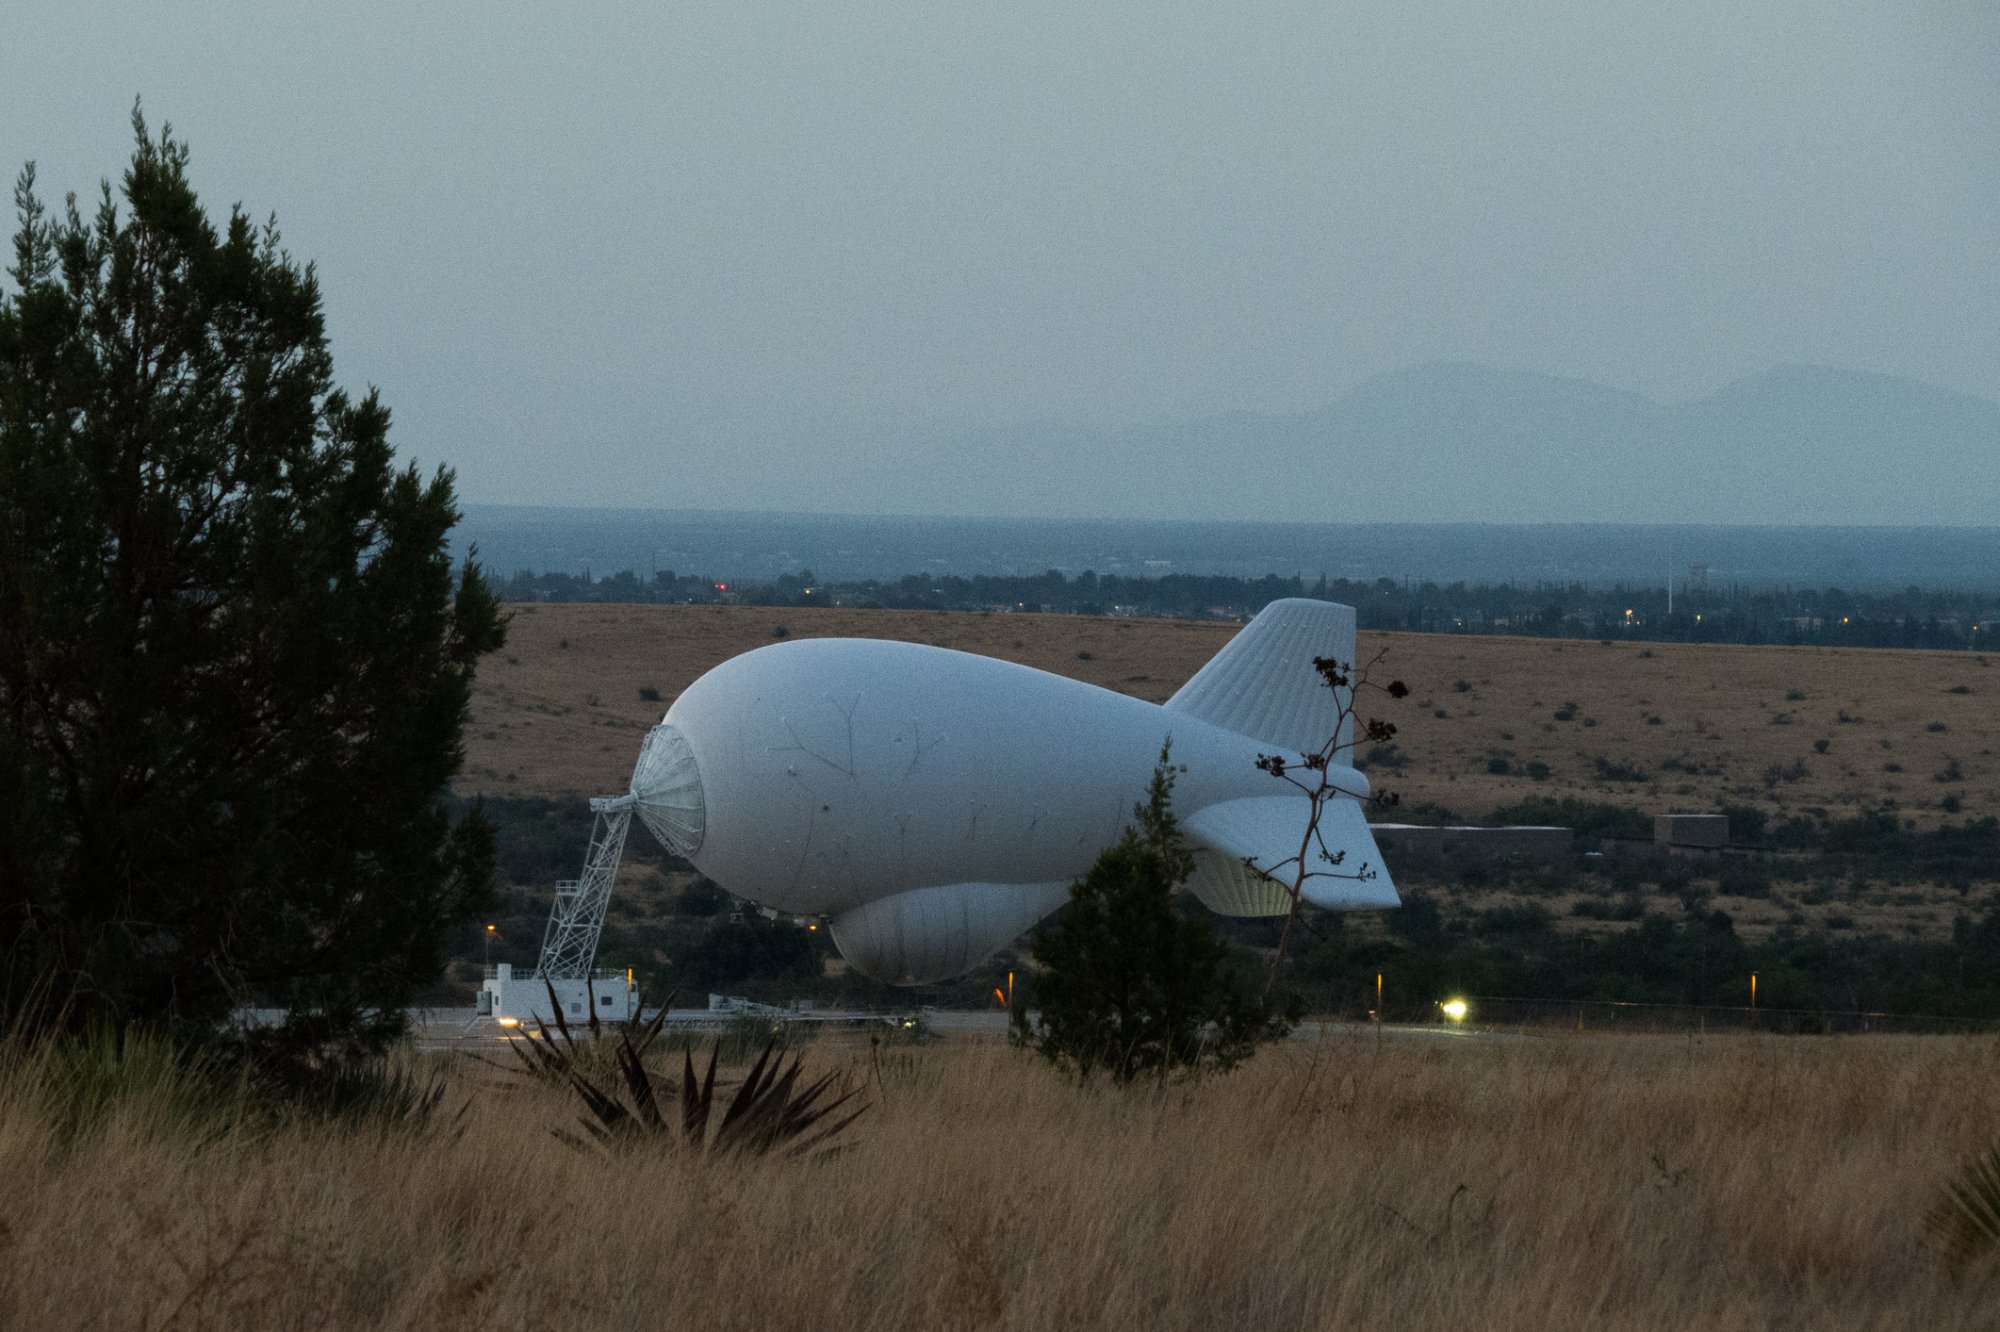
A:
7;1031;1999;1330
464;604;1999;828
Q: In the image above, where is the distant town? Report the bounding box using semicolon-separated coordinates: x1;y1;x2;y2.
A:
494;565;2000;652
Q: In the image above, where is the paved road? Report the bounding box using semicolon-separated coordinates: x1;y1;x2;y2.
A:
406;1007;1510;1051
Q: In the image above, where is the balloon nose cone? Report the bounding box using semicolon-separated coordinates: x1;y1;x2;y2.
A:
630;724;705;857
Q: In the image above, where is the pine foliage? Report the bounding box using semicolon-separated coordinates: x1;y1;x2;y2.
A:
0;108;505;1060
1013;746;1290;1082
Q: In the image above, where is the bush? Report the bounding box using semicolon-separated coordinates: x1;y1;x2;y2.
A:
1718;863;1774;899
1593;756;1648;783
1486;797;1650;841
1012;749;1289;1082
1722;805;1768;845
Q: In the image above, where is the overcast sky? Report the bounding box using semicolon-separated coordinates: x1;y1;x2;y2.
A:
5;2;1997;513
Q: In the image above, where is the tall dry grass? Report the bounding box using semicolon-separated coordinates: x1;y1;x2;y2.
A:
3;1028;1997;1330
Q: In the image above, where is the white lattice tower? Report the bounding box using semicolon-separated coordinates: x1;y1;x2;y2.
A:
533;795;634;981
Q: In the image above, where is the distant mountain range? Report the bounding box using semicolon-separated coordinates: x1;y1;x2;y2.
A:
849;363;2000;525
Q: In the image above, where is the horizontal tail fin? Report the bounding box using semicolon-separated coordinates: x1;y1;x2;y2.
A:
1181;795;1398;911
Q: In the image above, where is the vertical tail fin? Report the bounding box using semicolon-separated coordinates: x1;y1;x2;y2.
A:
1164;598;1356;755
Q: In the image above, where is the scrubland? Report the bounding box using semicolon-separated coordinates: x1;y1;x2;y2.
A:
6;1030;1999;1330
464;603;1999;827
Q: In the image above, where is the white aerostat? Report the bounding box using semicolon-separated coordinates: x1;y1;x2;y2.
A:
624;598;1399;985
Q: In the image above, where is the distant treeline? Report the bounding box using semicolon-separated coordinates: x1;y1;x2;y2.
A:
496;565;2000;651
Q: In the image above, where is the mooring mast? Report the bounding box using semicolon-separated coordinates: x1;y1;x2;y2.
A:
533;794;635;981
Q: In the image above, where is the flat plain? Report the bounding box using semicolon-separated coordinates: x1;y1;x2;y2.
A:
464;603;1999;824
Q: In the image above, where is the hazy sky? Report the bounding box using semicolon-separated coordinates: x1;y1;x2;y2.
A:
5;2;1997;513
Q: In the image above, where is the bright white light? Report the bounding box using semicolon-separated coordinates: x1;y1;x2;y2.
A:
497;1016;520;1028
1441;999;1469;1022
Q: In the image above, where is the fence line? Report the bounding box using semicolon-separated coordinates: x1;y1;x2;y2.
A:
1459;993;1996;1035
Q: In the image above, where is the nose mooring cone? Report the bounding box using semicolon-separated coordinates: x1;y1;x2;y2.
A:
630;723;705;857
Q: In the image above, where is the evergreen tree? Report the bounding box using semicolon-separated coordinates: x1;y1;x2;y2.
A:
1012;746;1290;1082
0;108;506;1059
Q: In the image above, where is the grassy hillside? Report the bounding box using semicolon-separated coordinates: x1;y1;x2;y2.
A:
6;1031;1997;1328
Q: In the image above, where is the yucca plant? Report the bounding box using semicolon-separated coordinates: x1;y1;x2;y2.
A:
1928;1146;2000;1272
506;985;866;1159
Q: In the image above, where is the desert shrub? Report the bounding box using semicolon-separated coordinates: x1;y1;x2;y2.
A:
1720;804;1768;844
1769;816;1821;850
670;915;819;991
1486;757;1511;775
1764;759;1809;787
1357;744;1408;772
1471;904;1557;937
678;878;729;917
1486;797;1650;842
1014;751;1289;1083
638;685;662;702
1718;862;1774;900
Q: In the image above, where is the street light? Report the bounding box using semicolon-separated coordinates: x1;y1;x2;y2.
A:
1750;971;1758;1011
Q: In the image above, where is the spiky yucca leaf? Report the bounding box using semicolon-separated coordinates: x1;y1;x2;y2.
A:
505;989;865;1159
1928;1146;2000;1271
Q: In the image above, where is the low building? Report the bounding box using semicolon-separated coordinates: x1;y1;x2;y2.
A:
480;962;637;1027
1655;813;1729;852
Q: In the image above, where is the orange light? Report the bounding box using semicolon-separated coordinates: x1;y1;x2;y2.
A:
485;924;496;934
993;987;1008;1007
